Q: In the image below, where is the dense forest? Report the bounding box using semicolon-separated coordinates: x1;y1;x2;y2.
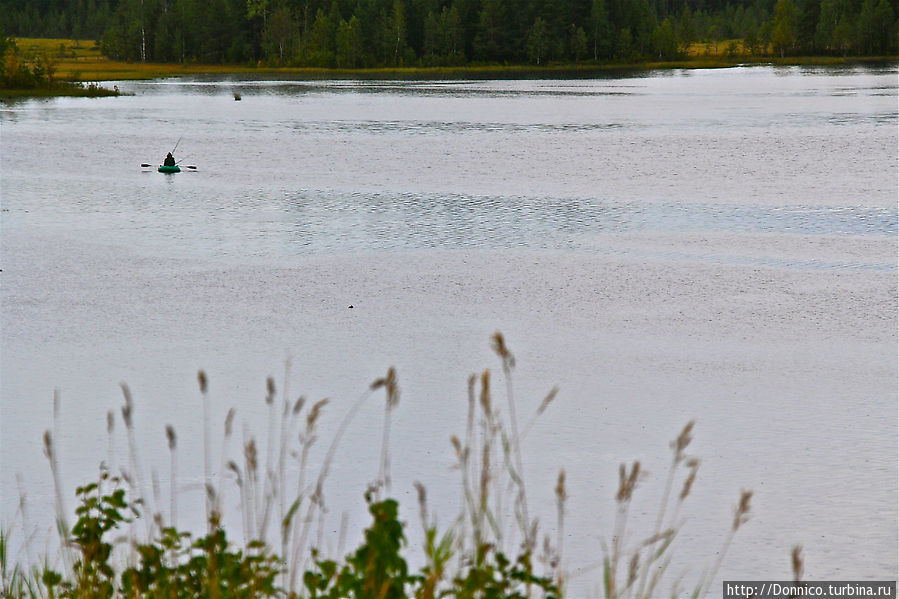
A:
1;0;896;67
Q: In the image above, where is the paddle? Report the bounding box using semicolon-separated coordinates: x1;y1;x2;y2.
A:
140;163;198;169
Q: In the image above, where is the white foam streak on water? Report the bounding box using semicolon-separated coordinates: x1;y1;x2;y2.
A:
1;65;896;595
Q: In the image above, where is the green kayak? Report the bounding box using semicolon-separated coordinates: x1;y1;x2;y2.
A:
158;165;181;173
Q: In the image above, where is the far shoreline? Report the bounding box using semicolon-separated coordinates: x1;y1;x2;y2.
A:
54;55;898;83
3;37;895;99
0;83;122;100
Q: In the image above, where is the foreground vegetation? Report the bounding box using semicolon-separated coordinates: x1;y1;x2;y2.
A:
1;334;803;598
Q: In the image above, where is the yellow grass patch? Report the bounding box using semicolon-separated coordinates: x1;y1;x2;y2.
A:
11;37;222;81
686;39;764;57
15;37;103;59
15;37;114;80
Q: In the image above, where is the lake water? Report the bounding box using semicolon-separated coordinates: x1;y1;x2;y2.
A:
2;65;897;596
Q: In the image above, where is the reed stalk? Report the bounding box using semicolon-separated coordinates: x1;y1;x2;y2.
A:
43;430;72;577
279;395;304;578
374;367;399;499
243;431;259;541
492;332;531;550
198;370;212;531
165;425;177;531
277;363;290;531
217;407;236;516
286;397;326;590
700;490;753;598
464;374;476;551
555;468;568;593
106;410;116;478
262;376;277;541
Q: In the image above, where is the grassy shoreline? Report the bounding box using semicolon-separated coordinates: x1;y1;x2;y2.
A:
0;83;121;99
43;55;899;82
7;38;897;87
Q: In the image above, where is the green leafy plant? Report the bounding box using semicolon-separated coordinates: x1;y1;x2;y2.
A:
303;497;411;599
120;514;281;599
450;544;559;599
39;470;135;598
37;471;281;599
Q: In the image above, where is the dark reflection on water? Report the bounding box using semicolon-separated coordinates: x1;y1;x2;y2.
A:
118;63;898;98
271;191;897;265
131;79;647;99
303;120;629;134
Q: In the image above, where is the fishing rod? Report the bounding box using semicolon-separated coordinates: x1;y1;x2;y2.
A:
175;156;198;170
171;135;183;154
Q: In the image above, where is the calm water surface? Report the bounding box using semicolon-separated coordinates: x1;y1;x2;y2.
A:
2;65;896;595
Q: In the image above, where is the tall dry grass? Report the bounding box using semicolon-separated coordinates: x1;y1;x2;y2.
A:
0;333;795;598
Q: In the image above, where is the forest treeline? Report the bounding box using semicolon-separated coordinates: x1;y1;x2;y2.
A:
1;0;896;68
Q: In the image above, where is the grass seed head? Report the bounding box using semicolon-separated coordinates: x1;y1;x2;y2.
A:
414;481;428;528
490;332;515;369
42;430;53;460
414;481;427;507
555;469;567;503
227;461;242;486
197;370;208;394
385;367;399;408
617;461;641;502
165;425;176;450
451;435;463;460
792;545;803;582
266;377;275;404
479;370;491;416
245;439;258;473
120;383;133;428
672;421;695;463
384;366;400;409
372;367;400;408
680;458;700;500
733;490;753;531
224;408;236;437
537;386;559;416
307;398;329;430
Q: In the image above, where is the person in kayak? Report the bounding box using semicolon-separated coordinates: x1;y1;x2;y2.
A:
163;152;176;167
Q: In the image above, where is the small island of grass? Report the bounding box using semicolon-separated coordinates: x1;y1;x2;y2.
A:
0;37;120;100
